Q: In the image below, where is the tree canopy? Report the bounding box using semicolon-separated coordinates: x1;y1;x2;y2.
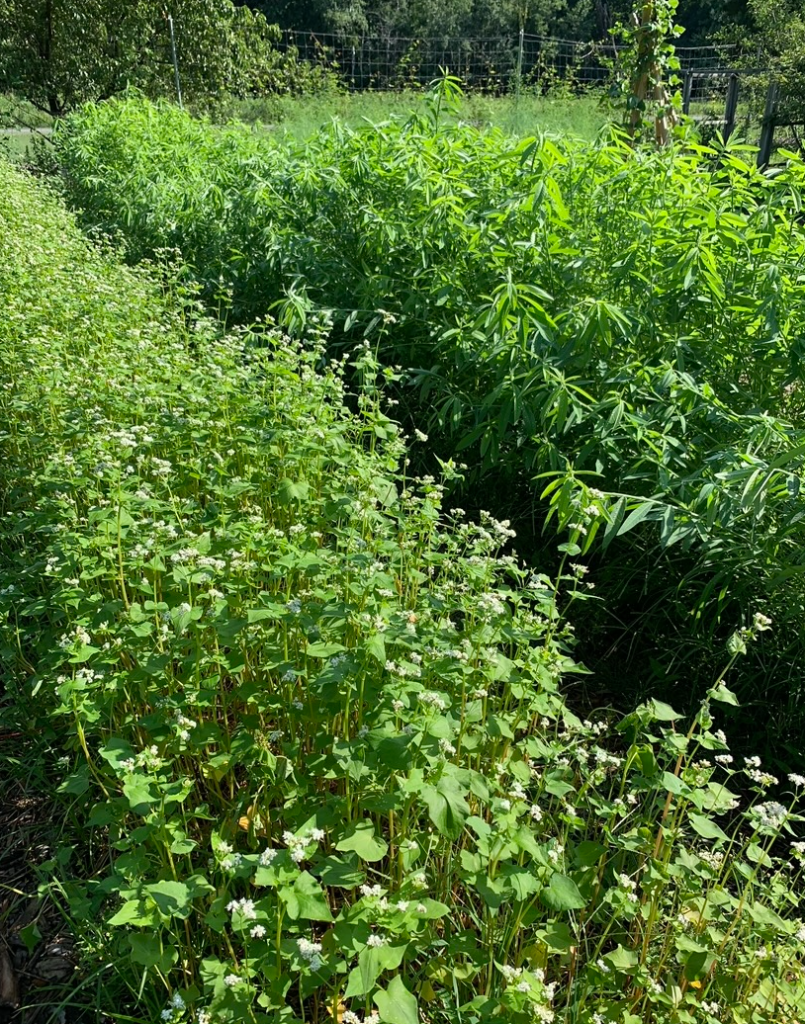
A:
0;0;279;115
247;0;757;44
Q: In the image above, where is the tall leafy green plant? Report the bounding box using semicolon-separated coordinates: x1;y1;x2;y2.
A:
53;93;805;756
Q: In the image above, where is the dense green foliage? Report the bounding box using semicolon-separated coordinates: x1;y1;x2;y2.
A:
4;154;805;1024
248;0;747;47
0;0;334;117
54;92;805;756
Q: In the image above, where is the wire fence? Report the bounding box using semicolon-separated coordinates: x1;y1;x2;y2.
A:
278;30;741;93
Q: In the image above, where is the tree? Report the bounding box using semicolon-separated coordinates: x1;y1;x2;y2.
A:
244;0;367;34
743;0;805;125
0;0;279;116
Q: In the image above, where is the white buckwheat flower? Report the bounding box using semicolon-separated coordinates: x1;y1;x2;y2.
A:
754;801;788;830
297;937;323;971
226;898;256;920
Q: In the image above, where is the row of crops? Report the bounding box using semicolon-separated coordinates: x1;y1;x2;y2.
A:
2;86;805;1024
55;90;805;751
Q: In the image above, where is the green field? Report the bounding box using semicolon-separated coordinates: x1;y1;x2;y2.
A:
4;82;805;1024
230;90;609;143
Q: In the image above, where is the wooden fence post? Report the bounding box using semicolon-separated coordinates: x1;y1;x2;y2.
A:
723;73;739;142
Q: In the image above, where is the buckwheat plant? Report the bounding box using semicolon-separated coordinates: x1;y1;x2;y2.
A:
2;163;805;1024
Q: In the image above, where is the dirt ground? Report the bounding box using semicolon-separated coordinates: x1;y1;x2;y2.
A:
0;773;76;1024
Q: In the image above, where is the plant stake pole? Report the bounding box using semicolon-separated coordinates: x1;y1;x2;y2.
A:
168;13;183;108
515;26;524;111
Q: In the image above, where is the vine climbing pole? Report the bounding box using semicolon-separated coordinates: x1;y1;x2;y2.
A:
626;0;681;146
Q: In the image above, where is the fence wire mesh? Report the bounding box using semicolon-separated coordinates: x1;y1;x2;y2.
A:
278;30;740;92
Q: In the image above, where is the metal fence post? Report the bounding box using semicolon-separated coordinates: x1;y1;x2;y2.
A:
167;14;183;109
515;27;524;107
682;69;693;115
758;80;778;168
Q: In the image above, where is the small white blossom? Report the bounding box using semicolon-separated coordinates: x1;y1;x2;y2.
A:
361;884;384;898
226;898;256;920
500;965;523;980
419;691;447;711
754;801;787;830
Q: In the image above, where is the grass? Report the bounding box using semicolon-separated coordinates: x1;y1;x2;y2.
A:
0;92;55;129
0;128;53;163
1;92;56;164
227;89;608;142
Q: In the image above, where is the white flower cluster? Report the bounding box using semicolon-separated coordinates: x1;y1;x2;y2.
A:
509;781;527;801
119;744;163;773
58;624;91;649
617;873;639;903
360;883;384;898
743;757;778;787
296;937;323;971
215;840;242;872
753;801;787;831
699;849;725;870
226;898;256;920
477;592;506;617
547;843;564;865
418;691;447;711
174;709;198;742
283;828;326;864
500;964;525;981
342;1011;380;1024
